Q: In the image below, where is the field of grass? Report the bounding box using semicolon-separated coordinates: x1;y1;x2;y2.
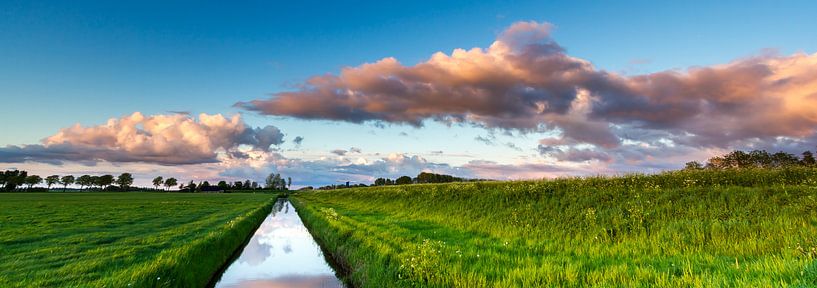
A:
293;168;817;287
0;192;277;287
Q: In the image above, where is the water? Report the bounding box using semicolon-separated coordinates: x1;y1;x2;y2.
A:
213;198;345;288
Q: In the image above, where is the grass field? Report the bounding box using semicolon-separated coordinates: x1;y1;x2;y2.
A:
0;192;277;287
292;168;817;287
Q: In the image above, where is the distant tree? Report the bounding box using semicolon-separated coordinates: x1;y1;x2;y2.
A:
684;161;704;170
76;175;92;190
749;150;772;168
374;178;386;186
152;176;164;190
234;181;244;189
415;172;462;183
217;180;228;190
265;173;277;189
24;175;43;189
45;175;60;190
201;181;211;188
2;170;28;191
395;176;412;185
89;176;100;189
251;181;258;189
60;175;75;192
187;180;197;192
97;175;114;189
802;151;816;166
116;173;134;190
164;178;177;190
385;178;394;185
287;177;292;189
265;173;286;190
771;151;799;167
244;180;251;189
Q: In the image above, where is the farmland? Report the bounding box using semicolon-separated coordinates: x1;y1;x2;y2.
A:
0;192;276;287
293;168;817;287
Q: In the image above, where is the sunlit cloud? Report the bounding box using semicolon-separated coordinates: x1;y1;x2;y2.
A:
0;112;285;165
238;20;817;150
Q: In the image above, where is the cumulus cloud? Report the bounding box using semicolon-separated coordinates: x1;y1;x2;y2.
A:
0;112;285;165
330;149;347;156
237;20;817;150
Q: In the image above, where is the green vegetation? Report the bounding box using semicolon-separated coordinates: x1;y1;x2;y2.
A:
293;168;817;287
0;192;276;287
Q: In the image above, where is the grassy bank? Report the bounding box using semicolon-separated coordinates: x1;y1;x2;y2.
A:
0;192;277;287
292;168;817;287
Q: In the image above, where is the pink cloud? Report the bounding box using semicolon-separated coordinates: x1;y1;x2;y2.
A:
0;112;284;165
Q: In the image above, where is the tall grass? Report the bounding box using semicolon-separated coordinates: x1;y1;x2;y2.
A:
293;168;817;287
0;193;277;287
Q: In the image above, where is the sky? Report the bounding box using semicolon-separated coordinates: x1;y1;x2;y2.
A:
1;0;816;188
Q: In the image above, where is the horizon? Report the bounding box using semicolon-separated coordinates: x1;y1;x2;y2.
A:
2;1;817;188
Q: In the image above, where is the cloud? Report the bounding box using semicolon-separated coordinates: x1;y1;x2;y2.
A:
0;112;285;165
219;152;475;187
474;135;495;145
462;160;591;180
292;136;304;146
349;147;362;153
330;149;347;156
237;20;817;150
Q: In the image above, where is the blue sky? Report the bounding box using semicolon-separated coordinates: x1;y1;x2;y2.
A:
2;1;816;187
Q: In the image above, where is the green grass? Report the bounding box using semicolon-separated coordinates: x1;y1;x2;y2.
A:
0;192;277;287
292;168;817;287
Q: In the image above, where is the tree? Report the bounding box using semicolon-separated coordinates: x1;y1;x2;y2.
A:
234;181;244;189
116;173;134;190
45;175;60;190
152;176;164;190
89;176;100;189
801;151;816;166
76;175;92;190
164;178;177;190
771;151;799;167
217;180;228;190
187;180;197;192
265;173;287;190
24;175;43;189
287;177;292;189
97;175;114;189
2;170;28;191
60;175;75;192
201;181;211;188
684;161;704;170
251;181;258;189
395;176;412;185
244;180;251;189
415;172;462;183
374;178;386;186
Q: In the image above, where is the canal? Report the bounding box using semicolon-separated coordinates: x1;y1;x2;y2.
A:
212;198;345;288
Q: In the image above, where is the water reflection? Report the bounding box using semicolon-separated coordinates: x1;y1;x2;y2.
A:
214;199;344;288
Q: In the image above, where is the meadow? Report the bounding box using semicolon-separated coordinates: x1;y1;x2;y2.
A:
0;192;276;287
292;168;817;287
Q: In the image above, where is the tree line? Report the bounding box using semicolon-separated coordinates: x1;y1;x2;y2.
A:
305;172;478;191
1;170;291;192
1;171;134;192
685;148;816;170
